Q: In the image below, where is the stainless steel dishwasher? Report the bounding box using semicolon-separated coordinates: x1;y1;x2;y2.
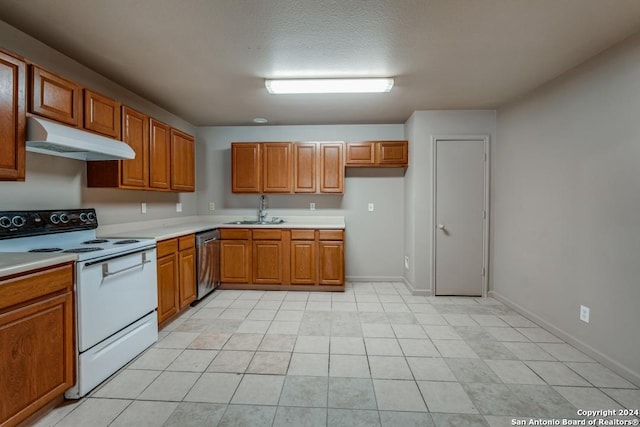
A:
193;229;220;303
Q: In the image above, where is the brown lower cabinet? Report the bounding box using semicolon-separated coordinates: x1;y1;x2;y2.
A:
0;263;75;427
156;234;196;327
219;228;344;290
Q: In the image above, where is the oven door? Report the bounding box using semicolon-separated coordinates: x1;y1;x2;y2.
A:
76;247;157;352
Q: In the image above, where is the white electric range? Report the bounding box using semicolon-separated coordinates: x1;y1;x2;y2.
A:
0;209;158;398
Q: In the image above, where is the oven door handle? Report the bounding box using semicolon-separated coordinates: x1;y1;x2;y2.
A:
101;252;151;278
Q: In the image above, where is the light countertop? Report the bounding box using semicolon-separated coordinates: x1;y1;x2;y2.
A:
97;215;345;241
0;253;77;279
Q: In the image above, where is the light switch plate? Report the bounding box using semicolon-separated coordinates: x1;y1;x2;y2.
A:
368;203;374;212
310;202;316;211
141;203;147;214
176;202;182;213
209;202;216;211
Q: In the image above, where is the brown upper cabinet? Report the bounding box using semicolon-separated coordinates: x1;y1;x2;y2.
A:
344;141;375;165
345;140;408;167
376;141;408;165
262;142;293;193
0;50;26;181
233;141;344;194
149;119;171;190
170;128;195;192
319;142;344;193
293;142;344;194
232;142;262;193
120;106;149;188
29;65;82;127
87;107;194;192
293;142;316;193
83;89;121;139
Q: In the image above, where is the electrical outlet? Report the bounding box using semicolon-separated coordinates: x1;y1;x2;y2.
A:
176;202;182;213
141;203;147;214
368;203;374;212
580;305;590;323
208;202;216;211
404;256;409;270
310;202;316;211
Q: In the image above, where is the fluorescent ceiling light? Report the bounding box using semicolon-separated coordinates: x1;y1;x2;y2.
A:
265;78;394;94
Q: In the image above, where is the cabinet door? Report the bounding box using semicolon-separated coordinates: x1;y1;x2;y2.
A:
157;253;179;325
291;241;317;285
252;240;283;284
345;141;375;166
179;247;196;308
319;142;344;193
376;141;408;166
293;142;317;193
84;89;121;138
221;240;251;283
232;143;261;193
319;241;344;285
0;51;26;181
262;142;292;193
170;128;195;192
0;291;74;426
120;106;149;188
30;66;81;126
149;119;171;190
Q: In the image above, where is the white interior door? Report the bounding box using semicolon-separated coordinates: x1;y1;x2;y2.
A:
434;138;487;296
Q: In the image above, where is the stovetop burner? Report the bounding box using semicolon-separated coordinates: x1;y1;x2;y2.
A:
0;208;156;262
63;247;104;253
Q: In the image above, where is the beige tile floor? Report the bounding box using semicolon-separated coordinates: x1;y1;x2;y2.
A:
35;282;640;427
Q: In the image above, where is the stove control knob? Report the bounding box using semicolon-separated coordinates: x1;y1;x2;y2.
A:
50;214;60;224
11;216;26;227
79;212;88;222
0;216;11;228
87;212;96;222
59;213;70;224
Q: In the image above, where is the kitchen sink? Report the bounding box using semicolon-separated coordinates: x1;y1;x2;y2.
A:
225;219;285;225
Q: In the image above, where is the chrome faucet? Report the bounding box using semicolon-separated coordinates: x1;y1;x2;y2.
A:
258;195;267;222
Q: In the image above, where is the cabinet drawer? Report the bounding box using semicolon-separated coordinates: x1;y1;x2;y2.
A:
157;238;178;258
178;234;195;250
220;229;251;240
0;263;73;311
291;229;315;240
252;229;282;240
318;229;344;241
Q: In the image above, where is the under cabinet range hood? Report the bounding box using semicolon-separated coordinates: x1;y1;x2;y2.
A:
26;117;135;161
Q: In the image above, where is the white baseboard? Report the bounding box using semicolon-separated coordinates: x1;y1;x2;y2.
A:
345;276;404;282
490;290;640;387
402;277;432;296
346;276;432;296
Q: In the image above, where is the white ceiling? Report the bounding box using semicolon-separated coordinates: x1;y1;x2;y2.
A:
2;0;640;126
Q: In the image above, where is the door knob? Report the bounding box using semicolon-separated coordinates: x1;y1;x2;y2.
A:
437;224;446;230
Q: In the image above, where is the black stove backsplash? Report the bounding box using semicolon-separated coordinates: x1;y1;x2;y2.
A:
0;209;98;240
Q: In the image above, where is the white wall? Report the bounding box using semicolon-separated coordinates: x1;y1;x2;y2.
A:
403;111;497;294
196;125;406;279
0;20;197;224
493;33;640;384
